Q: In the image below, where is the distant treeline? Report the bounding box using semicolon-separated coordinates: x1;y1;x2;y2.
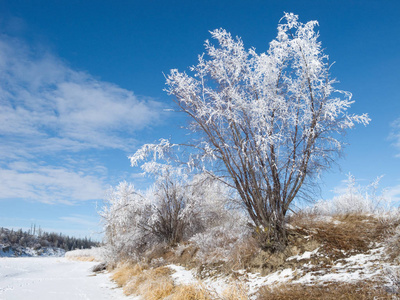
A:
0;226;99;251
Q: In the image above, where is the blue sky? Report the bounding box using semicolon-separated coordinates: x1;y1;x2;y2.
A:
0;0;399;240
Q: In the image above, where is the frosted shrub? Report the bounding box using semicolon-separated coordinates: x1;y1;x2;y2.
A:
145;170;232;247
313;174;390;216
190;210;251;264
100;170;233;261
100;182;152;261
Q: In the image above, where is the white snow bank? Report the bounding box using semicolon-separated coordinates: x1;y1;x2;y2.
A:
0;257;130;300
293;246;386;284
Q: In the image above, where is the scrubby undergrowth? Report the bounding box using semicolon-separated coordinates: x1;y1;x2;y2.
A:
99;172;398;299
101;210;400;299
257;281;393;300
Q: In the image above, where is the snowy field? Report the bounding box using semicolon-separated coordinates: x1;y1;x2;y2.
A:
0;257;128;300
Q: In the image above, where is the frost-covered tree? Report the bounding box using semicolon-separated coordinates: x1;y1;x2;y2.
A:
100;169;231;260
131;13;369;251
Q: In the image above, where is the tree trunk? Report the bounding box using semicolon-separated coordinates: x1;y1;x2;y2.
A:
253;202;288;252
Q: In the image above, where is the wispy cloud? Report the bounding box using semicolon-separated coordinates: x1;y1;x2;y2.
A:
0;34;163;204
0;214;101;239
0;35;162;157
0;163;104;204
386;184;400;203
59;214;100;227
390;118;400;157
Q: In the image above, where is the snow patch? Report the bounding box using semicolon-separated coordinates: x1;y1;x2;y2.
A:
287;248;320;261
165;245;392;298
168;264;198;285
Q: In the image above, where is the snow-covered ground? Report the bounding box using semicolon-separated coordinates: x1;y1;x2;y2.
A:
166;244;396;299
0;257;128;300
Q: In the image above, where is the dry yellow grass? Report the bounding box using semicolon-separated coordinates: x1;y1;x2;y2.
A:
171;284;212;300
257;282;392;300
66;256;96;262
139;277;174;300
221;282;248;300
123;266;174;299
228;236;259;270
113;263;391;300
112;263;230;300
107;212;399;300
111;262;146;287
289;212;391;261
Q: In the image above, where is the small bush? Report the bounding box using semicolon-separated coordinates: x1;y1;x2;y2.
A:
190;210;251;266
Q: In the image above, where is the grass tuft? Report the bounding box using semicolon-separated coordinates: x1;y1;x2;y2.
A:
66;256;96;262
171;285;212;300
111;262;146;287
221;282;248;300
123;266;174;299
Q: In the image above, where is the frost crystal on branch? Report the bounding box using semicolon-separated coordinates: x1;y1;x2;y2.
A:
129;138;173;168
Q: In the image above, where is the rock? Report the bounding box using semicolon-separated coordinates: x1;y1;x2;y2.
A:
91;262;107;273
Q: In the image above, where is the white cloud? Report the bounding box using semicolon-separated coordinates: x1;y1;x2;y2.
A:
385;184;400;203
0;163;104;204
0;34;164;204
0;34;163;158
331;178;349;195
390;118;400;157
0;215;102;239
59;214;99;227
